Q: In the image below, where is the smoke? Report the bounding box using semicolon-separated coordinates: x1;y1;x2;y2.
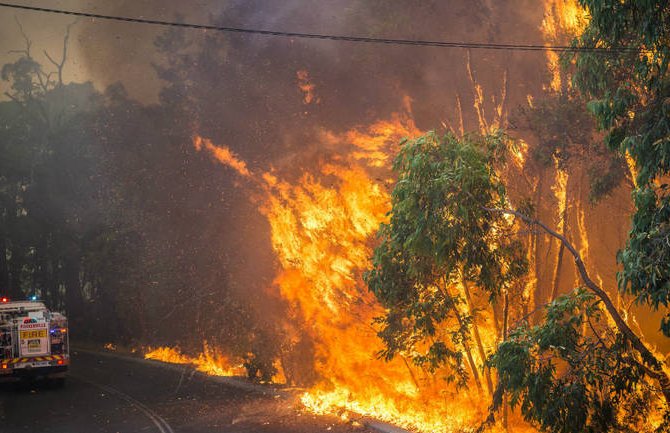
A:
68;0;639;347
5;0;665;388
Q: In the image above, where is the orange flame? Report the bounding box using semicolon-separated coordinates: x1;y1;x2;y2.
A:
541;0;589;92
188;108;527;431
145;343;246;377
193;135;251;178
297;70;320;105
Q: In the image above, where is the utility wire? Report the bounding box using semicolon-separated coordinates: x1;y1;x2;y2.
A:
0;1;639;54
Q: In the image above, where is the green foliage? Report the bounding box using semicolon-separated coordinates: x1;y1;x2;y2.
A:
368;129;668;431
491;288;661;433
572;0;670;335
1;56;42;98
513;92;626;201
588;156;627;202
365;131;526;383
516;94;594;168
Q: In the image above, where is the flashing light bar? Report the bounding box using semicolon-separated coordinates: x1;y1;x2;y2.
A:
0;297;8;303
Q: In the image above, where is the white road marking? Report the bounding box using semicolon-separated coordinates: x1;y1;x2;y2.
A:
72;375;175;433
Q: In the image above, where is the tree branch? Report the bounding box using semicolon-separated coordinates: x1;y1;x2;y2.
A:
43;19;77;87
43;50;60;70
482;205;670;403
14;16;32;58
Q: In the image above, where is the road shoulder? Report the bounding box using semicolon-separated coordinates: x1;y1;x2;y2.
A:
73;347;411;433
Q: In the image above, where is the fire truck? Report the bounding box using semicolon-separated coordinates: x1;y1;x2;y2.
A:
0;297;69;385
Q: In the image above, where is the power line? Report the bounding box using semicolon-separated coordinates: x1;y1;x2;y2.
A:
0;1;638;54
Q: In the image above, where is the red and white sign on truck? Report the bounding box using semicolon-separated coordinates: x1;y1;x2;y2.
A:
0;298;69;385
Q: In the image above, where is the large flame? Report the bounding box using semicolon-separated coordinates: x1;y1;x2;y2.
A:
185;107;527;431
129;2;664;429
541;0;589;92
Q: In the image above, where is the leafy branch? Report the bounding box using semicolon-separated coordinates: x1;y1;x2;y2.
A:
481;205;670;404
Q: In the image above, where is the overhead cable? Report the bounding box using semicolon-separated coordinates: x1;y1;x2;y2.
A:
0;2;640;54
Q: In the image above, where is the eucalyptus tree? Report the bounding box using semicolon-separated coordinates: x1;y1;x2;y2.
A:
367;131;670;432
571;0;670;339
365;131;527;394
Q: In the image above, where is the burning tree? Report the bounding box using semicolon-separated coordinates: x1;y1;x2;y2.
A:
365;131;527;395
571;0;670;339
369;2;670;431
368;130;669;432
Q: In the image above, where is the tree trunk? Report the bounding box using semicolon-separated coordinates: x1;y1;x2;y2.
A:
63;255;83;319
460;326;483;393
549;194;569;301
0;231;9;294
33;233;50;303
491;301;501;341
6;187;23;299
444;281;483;392
502;291;509;431
401;355;421;391
462;278;494;395
532;173;545;324
485;206;670;404
8;249;23;299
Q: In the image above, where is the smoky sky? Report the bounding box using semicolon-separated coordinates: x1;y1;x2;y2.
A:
0;0;552;338
8;1;661;352
1;0;547;120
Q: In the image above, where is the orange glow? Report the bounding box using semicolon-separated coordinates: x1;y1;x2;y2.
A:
512;139;529;169
145;343;246;377
465;53;508;133
187;107;522;432
551;158;568;235
625;151;638;188
193;136;251;178
103;342;117;351
541;0;588;38
297;70;320;105
346;114;419;167
541;0;589;92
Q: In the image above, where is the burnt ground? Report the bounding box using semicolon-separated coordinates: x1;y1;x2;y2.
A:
0;350;376;433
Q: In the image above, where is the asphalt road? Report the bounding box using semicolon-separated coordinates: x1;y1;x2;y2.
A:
0;350;375;433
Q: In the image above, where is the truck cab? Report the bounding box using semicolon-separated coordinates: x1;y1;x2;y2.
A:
0;299;70;385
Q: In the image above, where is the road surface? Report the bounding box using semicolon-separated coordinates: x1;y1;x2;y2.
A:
0;350;375;433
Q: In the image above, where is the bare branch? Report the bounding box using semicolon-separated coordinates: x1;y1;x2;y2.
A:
585;311;610;350
497;69;509;129
14;16;32;58
508;299;552;330
466;50;488;133
4;91;20;104
34;67;50;93
43;50;60;69
7;49;29;56
43;19;77;87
